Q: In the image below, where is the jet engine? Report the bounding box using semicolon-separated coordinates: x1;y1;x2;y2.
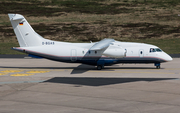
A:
103;45;126;58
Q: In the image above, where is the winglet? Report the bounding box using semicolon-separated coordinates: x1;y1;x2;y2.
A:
90;38;115;50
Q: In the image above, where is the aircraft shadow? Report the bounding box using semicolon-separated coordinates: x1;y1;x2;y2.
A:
45;77;176;86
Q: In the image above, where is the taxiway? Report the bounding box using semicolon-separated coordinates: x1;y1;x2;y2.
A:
0;58;180;113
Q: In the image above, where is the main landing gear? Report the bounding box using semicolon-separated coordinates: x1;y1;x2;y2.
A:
96;60;105;70
154;63;161;69
97;65;104;70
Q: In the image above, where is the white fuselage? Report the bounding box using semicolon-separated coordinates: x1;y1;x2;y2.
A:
14;40;172;66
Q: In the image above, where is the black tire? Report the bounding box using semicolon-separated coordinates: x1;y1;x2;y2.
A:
97;65;102;70
156;66;160;69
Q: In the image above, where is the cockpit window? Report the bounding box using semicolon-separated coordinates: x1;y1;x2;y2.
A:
150;48;155;52
150;48;162;52
155;48;162;52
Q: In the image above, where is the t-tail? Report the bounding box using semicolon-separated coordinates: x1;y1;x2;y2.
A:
8;14;44;47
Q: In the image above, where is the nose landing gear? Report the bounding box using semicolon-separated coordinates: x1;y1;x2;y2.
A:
154;63;161;69
156;66;160;69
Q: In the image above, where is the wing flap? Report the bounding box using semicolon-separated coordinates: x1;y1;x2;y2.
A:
90;38;115;50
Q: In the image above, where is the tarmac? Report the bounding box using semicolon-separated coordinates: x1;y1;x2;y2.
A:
0;58;180;113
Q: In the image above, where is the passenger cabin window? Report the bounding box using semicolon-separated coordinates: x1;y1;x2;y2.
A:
150;48;162;52
140;51;143;54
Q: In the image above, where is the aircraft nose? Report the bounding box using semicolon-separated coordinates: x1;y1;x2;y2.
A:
165;54;173;62
159;52;173;62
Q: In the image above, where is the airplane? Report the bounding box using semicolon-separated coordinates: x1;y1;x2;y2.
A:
8;14;172;70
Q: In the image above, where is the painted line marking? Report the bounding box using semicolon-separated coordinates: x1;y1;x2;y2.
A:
1;70;23;73
26;70;50;73
0;80;45;84
0;73;6;76
0;68;178;76
10;73;34;77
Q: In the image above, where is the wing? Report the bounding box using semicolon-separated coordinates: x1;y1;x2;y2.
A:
90;38;115;50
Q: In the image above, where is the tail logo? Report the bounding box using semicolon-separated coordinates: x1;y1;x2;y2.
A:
19;20;25;25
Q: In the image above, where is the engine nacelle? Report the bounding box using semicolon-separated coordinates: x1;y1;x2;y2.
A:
103;45;126;58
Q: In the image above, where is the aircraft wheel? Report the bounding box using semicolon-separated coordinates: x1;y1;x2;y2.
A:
155;63;161;69
156;66;160;69
97;65;102;70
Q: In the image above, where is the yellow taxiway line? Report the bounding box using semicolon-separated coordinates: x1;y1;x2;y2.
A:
26;70;50;73
0;68;179;77
1;70;23;73
10;73;34;76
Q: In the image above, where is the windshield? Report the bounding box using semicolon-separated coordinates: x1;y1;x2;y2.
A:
155;48;162;52
150;48;162;52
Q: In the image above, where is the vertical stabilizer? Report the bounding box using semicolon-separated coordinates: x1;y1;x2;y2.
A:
8;14;44;47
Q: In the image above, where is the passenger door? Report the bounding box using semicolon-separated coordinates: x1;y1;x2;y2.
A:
71;49;77;61
139;49;144;57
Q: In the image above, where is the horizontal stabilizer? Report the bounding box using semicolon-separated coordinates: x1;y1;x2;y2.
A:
8;14;24;21
90;38;115;50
